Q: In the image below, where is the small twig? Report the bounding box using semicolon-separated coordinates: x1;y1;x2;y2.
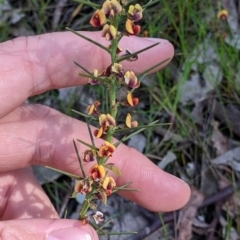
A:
206;203;221;240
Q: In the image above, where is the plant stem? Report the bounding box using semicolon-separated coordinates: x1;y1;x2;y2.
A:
79;193;91;219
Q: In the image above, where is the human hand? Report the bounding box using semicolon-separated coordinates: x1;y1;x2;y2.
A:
0;31;190;240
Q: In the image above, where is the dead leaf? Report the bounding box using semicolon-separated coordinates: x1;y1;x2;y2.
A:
211;120;228;156
214;102;240;137
177;187;204;240
158;151;176;169
212;146;240;172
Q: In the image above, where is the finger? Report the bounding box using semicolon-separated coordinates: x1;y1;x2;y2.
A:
0;31;173;118
0;105;190;211
0;168;58;220
0;219;98;240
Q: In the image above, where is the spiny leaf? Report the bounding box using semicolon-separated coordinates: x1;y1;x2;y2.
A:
71;109;97;120
66;27;110;53
98;231;137;236
117;42;159;63
73;139;86;178
138;58;170;80
115;120;160;147
142;0;161;9
45;166;80;180
115;123;170;133
72;0;100;9
74;61;92;75
77;138;98;150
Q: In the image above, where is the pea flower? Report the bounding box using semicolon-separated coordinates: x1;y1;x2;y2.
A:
89;9;106;27
102;176;116;196
82;149;95;162
124;71;140;89
92;211;105;224
217;9;228;20
126;113;138;128
126;91;139;107
94;127;104;138
90;164;106;180
125;19;141;35
102;24;117;40
111;63;124;78
74;179;93;194
128;4;143;22
99;113;116;129
98;141;116;157
102;0;122;17
88;69;101;85
87;101;101;115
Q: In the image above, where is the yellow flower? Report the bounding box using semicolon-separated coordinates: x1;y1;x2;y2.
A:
217;9;228;20
98;141;116;157
125;19;141;35
102;0;122;17
124;71;140;89
74;179;93;194
126;113;138;128
99;113;116;130
102;176;116;196
111;63;124;78
128;4;143;22
94;127;104;138
126;91;139;107
87;101;101;115
82;149;95;162
102;24;117;41
89;9;106;27
88;69;101;85
90;164;106;180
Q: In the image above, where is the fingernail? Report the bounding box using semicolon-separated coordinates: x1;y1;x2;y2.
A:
47;227;92;240
172;174;188;184
147;37;169;43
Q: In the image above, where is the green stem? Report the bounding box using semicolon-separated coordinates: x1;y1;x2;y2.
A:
104;15;121;146
79;193;91;219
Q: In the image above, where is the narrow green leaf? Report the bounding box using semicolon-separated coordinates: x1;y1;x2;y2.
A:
89;222;107;235
72;0;100;9
64;208;68;219
116;181;133;188
112;165;121;176
142;0;161;9
101;191;108;205
114;120;160;147
73;139;86;178
66;27;110;53
71;191;78;198
77;73;109;83
114;187;139;192
77;138;98;150
98;231;137;236
99;219;112;229
87;122;96;148
105;163;121;176
73;61;92;75
115;122;170;133
71;109;97;120
45;166;80;179
138;58;170;80
117;42;159;63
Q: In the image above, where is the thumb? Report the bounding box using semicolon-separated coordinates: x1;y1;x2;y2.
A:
0;219;98;240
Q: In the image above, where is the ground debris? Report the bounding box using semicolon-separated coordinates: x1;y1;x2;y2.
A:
177;187;204;240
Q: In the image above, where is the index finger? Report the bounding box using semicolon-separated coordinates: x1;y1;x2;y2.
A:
0;31;173;118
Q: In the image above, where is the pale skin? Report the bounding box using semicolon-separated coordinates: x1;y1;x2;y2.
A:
0;32;191;240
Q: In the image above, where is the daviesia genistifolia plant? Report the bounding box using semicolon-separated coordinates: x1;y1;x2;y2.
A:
62;0;168;235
